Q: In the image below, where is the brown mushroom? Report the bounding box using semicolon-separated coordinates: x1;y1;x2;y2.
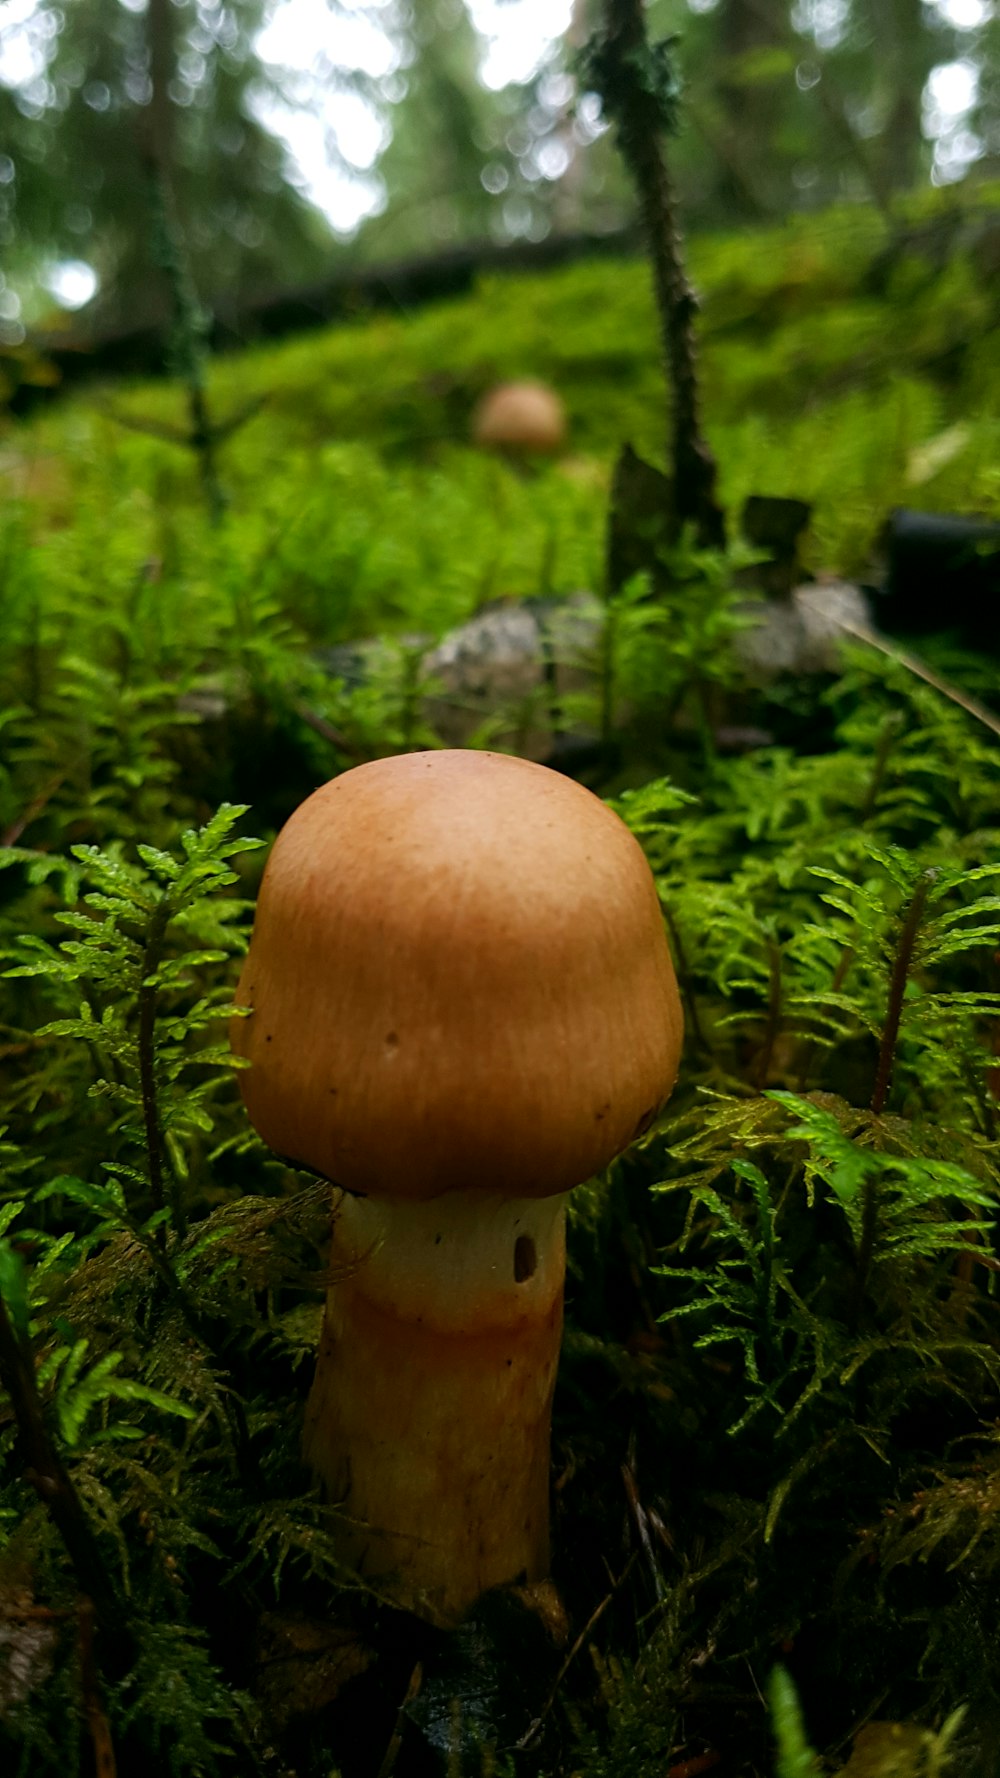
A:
471;381;567;455
232;749;682;1624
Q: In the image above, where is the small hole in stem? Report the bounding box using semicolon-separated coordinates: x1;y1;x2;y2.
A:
513;1234;537;1282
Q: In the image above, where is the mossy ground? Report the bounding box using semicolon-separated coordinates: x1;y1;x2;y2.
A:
1;183;1000;1778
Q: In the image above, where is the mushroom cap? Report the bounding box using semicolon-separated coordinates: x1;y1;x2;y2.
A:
232;750;682;1200
471;381;567;454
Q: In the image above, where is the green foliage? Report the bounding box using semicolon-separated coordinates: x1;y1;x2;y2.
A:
2;197;1000;1778
8;190;1000;587
0;0;342;329
582;26;684;137
768;1666;819;1777
2;804;262;1229
560;544;758;756
34;1328;196;1451
0;811;337;1775
111;1620;252;1778
657;1092;999;1461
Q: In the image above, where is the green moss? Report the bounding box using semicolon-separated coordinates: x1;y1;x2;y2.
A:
2;185;1000;1778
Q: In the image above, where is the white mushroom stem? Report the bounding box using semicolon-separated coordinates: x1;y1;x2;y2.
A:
303;1188;569;1627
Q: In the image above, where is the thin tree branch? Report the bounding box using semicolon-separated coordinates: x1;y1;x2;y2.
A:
871;869;934;1117
592;0;725;547
0;1295;130;1666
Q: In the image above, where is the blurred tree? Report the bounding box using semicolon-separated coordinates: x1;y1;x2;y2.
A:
648;0;972;223
869;0;934;194
361;0;514;254
585;0;725;546
0;0;993;342
365;0;616;260
802;0;944;206
708;0;795;217
974;11;1000;179
0;0;348;328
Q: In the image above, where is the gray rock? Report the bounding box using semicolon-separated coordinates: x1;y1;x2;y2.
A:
422;595;600;755
179;582;874;763
737;580;873;679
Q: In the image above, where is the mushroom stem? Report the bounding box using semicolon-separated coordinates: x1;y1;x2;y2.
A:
304;1188;568;1626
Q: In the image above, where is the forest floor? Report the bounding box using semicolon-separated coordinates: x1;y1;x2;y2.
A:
1;180;1000;1778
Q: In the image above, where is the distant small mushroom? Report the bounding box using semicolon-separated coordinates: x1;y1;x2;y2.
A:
472;380;567;455
232;750;682;1625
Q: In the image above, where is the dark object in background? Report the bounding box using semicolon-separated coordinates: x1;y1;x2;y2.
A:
402;1583;566;1769
875;508;1000;649
741;495;813;597
585;2;725;550
12;228;637;417
606;444;676;594
607;472;814;602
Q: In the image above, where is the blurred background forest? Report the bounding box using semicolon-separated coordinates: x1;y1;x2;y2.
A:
1;0;998;347
3;7;1000;1775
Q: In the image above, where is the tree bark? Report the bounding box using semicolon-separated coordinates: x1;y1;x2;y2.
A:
0;1296;131;1669
868;0;930;196
146;0;176;176
715;0;788;215
599;0;725;548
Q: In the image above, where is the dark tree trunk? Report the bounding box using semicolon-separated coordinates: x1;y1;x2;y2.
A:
146;0;176;175
868;0;930;195
599;0;725;548
0;1296;132;1672
715;0;789;215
